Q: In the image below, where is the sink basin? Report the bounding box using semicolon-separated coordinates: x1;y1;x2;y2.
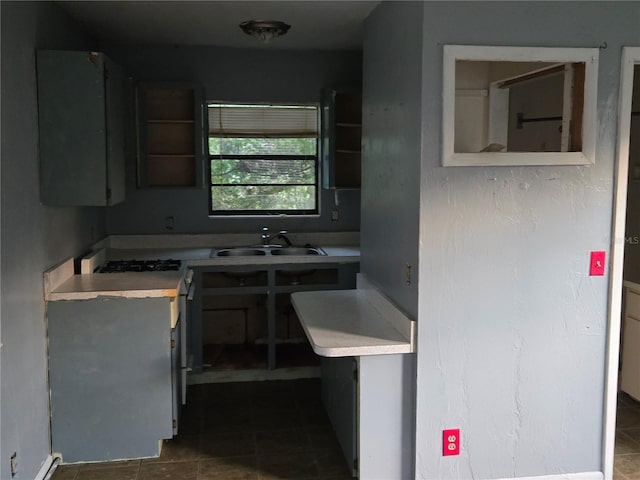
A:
270;247;323;256
211;246;325;257
215;248;267;257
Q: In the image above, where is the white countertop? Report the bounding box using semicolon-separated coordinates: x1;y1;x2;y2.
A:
291;274;415;357
46;271;184;301
46;245;360;301
106;246;360;267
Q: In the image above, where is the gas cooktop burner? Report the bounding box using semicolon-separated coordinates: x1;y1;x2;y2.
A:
98;259;182;273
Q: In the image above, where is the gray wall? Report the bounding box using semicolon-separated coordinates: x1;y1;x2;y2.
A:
102;44;363;235
361;2;423;319
412;2;639;479
361;3;423;479
0;3;103;479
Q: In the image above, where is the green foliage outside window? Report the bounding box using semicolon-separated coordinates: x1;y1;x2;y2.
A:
209;136;318;213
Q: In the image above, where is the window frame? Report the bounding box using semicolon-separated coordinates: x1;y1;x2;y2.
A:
442;45;599;167
207;102;321;217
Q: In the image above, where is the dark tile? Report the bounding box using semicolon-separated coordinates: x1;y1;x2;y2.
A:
619;393;639;408
199;457;260;480
320;475;355;480
615;453;640;477
251;395;297;412
307;427;342;452
253;409;304;431
292;379;322;400
75;464;139;480
143;435;200;463
257;449;319;479
201;409;253;433
251;380;295;399
614;468;628;480
255;429;311;453
314;447;351;478
199;431;256;458
139;460;198;480
51;465;78;480
618;431;640;455
618;408;640;429
299;405;331;427
625;428;640;444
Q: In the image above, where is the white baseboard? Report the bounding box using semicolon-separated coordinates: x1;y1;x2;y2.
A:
34;455;54;480
493;472;603;480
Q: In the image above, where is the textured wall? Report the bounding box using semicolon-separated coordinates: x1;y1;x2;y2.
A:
0;3;103;479
102;44;363;235
415;2;640;479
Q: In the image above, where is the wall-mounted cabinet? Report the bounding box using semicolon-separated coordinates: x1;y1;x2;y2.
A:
322;88;362;189
137;84;205;188
37;50;126;206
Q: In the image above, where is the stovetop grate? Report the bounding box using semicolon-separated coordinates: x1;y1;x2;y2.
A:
98;259;182;273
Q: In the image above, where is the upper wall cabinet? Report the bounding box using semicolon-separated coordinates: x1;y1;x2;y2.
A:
37;50;126;206
322;88;362;189
137;83;205;188
442;45;599;167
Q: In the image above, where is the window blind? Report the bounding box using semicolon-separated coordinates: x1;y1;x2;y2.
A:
208;104;318;137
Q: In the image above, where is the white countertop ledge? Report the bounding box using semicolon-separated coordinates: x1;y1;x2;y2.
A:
44;258;183;301
291;274;416;357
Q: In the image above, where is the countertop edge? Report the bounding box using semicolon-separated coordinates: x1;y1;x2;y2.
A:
291;276;416;357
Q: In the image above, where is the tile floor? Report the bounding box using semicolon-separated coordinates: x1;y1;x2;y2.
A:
51;379;352;480
49;382;640;480
616;392;640;480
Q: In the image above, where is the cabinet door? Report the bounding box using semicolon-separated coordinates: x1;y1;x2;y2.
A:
37;50;126;206
321;357;357;475
48;297;173;462
171;318;182;435
104;58;127;205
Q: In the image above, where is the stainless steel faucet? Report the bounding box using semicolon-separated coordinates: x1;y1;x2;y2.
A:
274;230;292;247
260;227;292;247
261;227;271;246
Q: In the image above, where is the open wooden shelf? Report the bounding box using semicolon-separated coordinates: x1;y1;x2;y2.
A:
140;86;199;188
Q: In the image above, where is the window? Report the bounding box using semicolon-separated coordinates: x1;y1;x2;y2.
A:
208;103;319;215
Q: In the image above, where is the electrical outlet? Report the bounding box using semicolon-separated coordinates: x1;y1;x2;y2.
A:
590;251;606;276
331;210;339;221
165;216;175;230
10;452;17;477
443;429;460;456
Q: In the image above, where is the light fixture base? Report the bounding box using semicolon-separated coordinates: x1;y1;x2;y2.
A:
240;20;291;43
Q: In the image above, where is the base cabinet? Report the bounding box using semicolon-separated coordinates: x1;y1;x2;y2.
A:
191;262;359;372
322;354;415;479
48;296;180;463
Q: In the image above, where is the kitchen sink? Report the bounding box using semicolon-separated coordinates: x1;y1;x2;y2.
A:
270;247;322;256
215;248;267;257
210;246;325;257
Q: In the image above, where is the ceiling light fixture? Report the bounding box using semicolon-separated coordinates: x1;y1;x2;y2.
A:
239;20;291;44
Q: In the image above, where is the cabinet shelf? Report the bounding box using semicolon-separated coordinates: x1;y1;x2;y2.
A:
322;88;362;189
138;85;204;188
